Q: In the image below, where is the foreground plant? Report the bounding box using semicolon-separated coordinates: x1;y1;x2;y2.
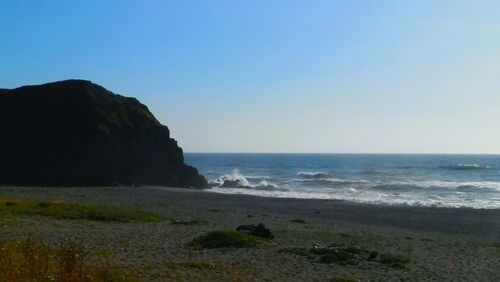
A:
0;237;139;282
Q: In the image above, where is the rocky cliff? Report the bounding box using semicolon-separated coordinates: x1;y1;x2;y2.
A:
0;80;207;188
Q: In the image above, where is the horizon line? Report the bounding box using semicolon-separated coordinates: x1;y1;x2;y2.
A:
185;152;500;155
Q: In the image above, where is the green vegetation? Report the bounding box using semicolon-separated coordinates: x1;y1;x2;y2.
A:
0;237;138;282
291;218;308;224
0;198;163;222
379;253;411;269
188;230;263;249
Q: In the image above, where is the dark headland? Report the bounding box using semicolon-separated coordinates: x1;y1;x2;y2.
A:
0;79;207;188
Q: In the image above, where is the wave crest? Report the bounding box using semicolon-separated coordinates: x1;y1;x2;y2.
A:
209;169;284;191
439;164;492;171
297;171;331;178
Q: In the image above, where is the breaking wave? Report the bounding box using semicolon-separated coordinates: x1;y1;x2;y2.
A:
297;171;332;178
201;162;500;208
285;178;368;187
209;169;284;191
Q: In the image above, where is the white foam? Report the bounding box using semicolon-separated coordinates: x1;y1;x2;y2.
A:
206;187;500;209
206;168;500;209
297;171;331;178
245;175;272;180
209;169;282;191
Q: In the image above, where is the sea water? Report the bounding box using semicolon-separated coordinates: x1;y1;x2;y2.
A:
185;154;500;209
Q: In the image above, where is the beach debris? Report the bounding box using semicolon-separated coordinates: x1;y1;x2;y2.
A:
236;223;275;239
280;243;409;268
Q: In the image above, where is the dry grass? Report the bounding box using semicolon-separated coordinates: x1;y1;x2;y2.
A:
0;198;163;222
0;237;139;282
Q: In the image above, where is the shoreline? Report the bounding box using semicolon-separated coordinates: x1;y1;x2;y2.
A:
159;186;500;238
2;185;499;238
200;186;500;210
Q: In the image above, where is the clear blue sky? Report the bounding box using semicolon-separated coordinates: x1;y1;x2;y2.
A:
1;1;499;153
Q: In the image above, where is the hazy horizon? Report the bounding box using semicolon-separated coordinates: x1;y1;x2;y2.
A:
184;152;500;155
2;1;499;154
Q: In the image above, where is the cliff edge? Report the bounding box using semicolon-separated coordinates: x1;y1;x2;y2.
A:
0;80;207;188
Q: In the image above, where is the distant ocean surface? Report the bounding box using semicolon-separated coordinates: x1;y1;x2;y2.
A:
185;154;500;209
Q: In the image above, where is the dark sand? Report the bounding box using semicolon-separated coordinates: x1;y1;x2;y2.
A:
0;186;498;281
148;186;500;238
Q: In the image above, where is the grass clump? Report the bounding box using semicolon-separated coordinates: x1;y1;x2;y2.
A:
379;253;410;269
0;237;138;282
291;218;308;224
280;245;363;266
188;230;263;249
0;198;163;222
313;245;364;266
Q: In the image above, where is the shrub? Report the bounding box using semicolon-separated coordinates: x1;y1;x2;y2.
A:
188;230;263;249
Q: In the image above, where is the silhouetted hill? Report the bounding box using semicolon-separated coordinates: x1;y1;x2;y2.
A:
0;79;207;188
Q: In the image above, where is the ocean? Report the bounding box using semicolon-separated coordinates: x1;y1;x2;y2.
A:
185;153;500;209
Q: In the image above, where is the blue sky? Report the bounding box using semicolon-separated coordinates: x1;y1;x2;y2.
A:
1;1;499;153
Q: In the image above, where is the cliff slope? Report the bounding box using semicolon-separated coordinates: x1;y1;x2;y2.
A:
0;80;207;188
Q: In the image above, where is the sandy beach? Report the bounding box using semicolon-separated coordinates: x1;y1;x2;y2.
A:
0;185;498;281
